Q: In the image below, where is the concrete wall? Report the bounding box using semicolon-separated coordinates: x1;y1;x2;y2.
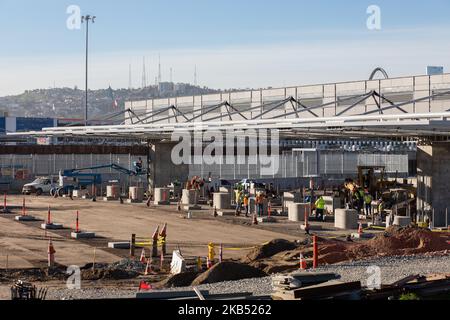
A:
417;143;450;227
125;74;450;124
150;142;189;188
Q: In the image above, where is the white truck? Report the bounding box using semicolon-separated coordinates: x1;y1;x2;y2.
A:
22;177;57;196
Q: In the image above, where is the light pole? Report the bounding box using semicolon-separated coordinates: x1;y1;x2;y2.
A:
81;15;96;126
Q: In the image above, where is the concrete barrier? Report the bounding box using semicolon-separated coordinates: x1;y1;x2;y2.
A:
106;185;120;199
335;209;358;230
129;187;144;202
288;203;309;222
283;192;301;213
213;193;231;210
182;189;198;205
154;188;171;205
393;216;412;227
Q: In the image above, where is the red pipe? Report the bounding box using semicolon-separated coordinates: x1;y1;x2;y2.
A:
313;235;319;269
76;211;79;233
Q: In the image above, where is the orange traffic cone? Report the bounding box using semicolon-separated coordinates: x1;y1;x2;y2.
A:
144;258;152;275
159;223;167;239
299;253;307;270
358;222;364;235
139;281;152;291
140;248;147;263
252;214;258;225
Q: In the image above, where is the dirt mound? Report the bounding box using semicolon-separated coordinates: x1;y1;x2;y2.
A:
240;227;450;271
191;262;267;285
317;226;450;265
243;239;298;262
81;268;140;280
367;226;450;255
158;271;200;288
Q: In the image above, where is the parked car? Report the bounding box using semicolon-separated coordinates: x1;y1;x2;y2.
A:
22;177;57;196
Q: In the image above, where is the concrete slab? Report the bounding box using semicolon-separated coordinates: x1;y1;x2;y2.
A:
351;233;374;239
71;232;96;239
103;197;118;202
126;199;142;204
41;223;64;230
15;215;38;222
218;210;235;217
108;242;130;249
257;217;277;223
300;224;323;231
183;205;201;211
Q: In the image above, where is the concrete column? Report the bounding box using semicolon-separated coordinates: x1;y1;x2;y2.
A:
417;143;450;227
147;141;189;193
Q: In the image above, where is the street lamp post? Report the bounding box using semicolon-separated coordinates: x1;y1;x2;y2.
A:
81;15;96;126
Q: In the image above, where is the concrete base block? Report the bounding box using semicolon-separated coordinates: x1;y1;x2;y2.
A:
300;224;323;231
15;215;37;222
351;233;374;239
257;217;277;223
393;216;412;227
126;199;142;204
183;205;201;211
103;197;118;202
157;201;171;206
108;242;131;249
335;209;358;230
217;210;235;217
71;232;96;239
41;223;64;230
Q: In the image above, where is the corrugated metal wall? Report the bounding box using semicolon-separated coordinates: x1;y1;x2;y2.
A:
0;154;147;191
189;150;409;180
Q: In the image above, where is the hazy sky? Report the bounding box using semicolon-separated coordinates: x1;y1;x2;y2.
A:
0;0;449;96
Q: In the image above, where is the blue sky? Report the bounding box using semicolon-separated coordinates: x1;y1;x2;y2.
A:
1;0;450;96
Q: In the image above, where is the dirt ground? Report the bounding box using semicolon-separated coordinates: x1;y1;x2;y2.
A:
0;195;304;270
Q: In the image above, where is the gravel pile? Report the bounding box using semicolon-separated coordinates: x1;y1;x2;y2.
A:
109;259;146;273
45;254;450;300
311;254;450;285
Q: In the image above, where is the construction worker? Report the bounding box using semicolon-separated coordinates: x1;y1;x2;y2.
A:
235;191;242;216
378;199;385;219
358;188;365;214
243;194;249;217
315;196;325;220
255;193;263;217
364;193;373;217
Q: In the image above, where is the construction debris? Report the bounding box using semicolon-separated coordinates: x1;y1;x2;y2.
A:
191;262;267;286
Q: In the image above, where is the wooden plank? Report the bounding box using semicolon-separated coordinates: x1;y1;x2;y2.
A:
294;281;361;300
136;290;209;300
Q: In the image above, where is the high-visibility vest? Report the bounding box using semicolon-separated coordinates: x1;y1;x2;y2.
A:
364;195;373;204
315;198;325;210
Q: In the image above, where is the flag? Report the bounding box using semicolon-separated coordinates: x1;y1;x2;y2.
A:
108;86;119;109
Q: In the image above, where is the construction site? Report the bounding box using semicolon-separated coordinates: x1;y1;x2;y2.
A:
1;72;450;301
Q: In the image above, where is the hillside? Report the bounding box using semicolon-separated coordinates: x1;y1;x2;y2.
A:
0;84;220;120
